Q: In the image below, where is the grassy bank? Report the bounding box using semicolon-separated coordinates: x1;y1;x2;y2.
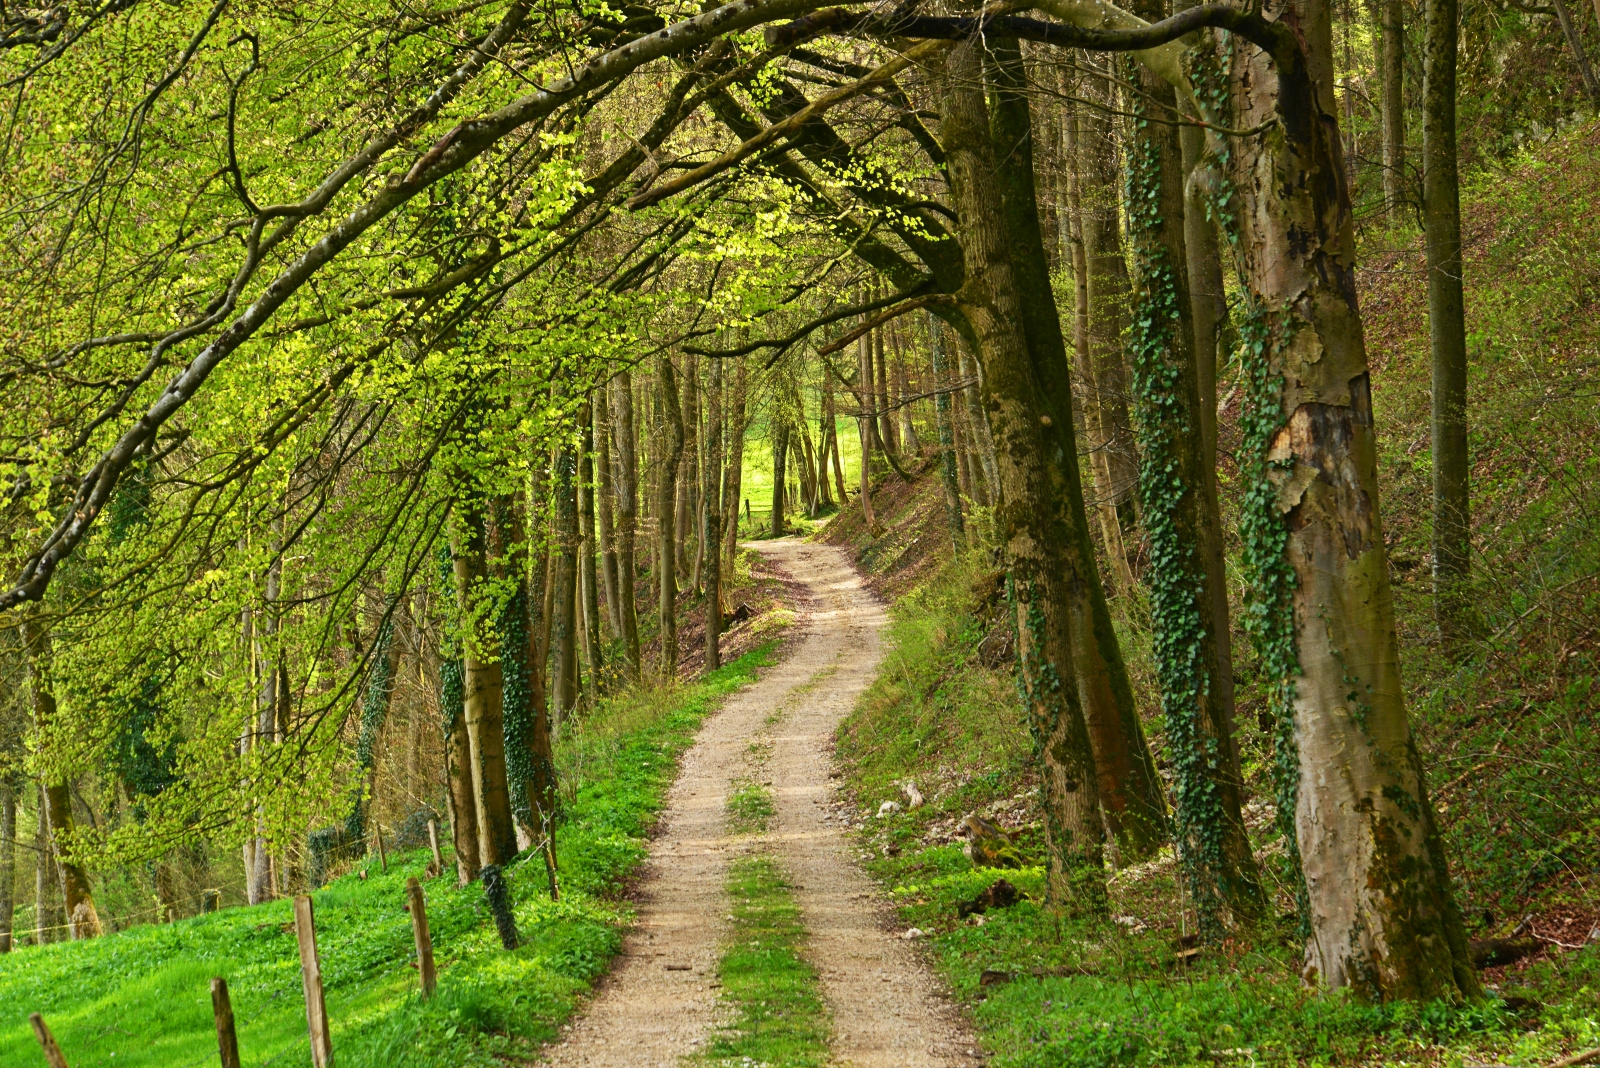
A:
0;646;777;1068
835;557;1600;1067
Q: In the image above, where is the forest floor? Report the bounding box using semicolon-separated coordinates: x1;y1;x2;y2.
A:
541;538;979;1068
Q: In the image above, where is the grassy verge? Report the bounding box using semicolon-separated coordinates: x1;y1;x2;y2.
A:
837;558;1600;1067
0;645;778;1068
701;780;831;1068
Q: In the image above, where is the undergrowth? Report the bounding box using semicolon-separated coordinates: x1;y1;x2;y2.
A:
837;556;1600;1066
0;645;778;1068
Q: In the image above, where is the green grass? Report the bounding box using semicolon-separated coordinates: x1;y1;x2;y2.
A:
0;645;778;1068
726;779;776;835
738;411;864;539
701;856;830;1068
837;557;1600;1067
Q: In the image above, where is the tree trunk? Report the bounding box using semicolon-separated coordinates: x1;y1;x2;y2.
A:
927;313;967;549
657;355;686;676
1379;0;1406;223
609;372;643;680
1550;0;1600;104
955;340;1001;508
770;417;790;537
1062;80;1136;594
25;620;102;938
677;354;699;587
704;357;725;671
248;552;281;906
1080;71;1142;547
893;330;922;454
552;439;580;721
874;314;896;457
823;370;849;506
1121;48;1262;928
490;494;558;887
856;318;879;532
1423;0;1472;640
596;390;622;641
986;38;1170;866
35;783;60;943
0;780;15;951
438;647;480;886
1224;5;1479;998
579;396;604;691
941;37;1108;912
722;358;748;572
452;514;517;869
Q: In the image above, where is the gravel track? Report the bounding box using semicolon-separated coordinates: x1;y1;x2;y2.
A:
540;539;979;1067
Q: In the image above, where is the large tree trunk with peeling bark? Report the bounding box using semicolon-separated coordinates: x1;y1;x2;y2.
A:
985;38;1168;864
1225;6;1478;999
25;620;102;939
940;37;1107;911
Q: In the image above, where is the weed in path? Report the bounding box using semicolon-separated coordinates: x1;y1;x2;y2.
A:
700;856;831;1068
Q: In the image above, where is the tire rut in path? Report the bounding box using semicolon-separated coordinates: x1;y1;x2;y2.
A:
541;539;979;1068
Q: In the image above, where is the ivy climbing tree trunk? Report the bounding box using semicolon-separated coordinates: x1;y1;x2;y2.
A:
1122;50;1263;929
25;619;102;939
657;354;685;677
1423;0;1472;640
452;510;517;869
940;36;1107;912
609;371;643;680
1218;5;1480;999
986;37;1168;864
493;497;558;891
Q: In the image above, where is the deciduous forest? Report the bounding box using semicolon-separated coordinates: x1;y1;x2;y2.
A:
0;0;1596;1063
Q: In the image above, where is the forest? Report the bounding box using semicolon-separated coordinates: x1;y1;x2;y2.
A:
0;0;1597;1064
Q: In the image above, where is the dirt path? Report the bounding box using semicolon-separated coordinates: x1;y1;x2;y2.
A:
542;539;979;1068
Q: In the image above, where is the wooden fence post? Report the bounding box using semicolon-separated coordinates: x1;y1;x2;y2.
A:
211;977;242;1068
28;1013;70;1068
374;824;387;873
293;895;334;1068
405;877;437;999
427;818;443;876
